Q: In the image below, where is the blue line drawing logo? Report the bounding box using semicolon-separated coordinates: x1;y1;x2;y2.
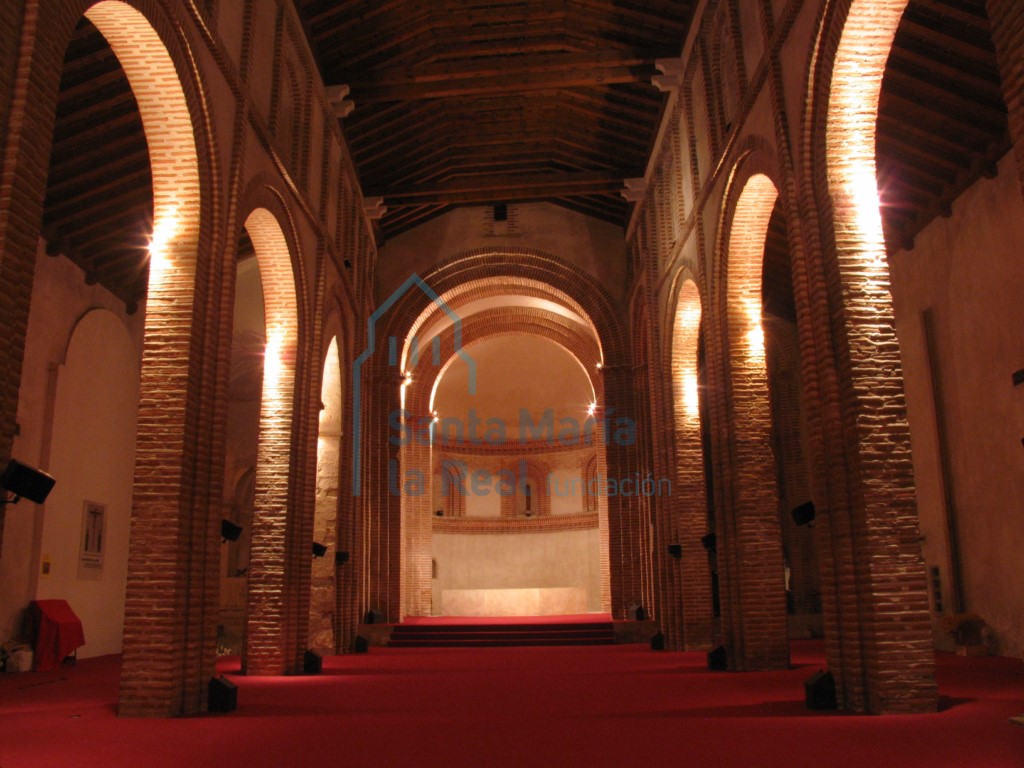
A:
351;273;476;496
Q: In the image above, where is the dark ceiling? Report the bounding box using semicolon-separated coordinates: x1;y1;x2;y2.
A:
39;0;1008;310
295;0;696;240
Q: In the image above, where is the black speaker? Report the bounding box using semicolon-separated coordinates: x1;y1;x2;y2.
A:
650;631;665;651
303;649;322;675
220;519;243;542
0;459;55;504
707;644;728;670
335;551;350;565
208;675;237;712
353;636;369;654
667;544;682;559
804;669;837;710
365;609;382;625
791;501;816;527
701;533;717;552
627;603;646;621
311;542;328;558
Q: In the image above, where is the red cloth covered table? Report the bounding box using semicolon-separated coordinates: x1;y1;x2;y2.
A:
26;599;85;671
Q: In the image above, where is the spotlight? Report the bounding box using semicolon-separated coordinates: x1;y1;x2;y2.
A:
220;519;243;542
303;649;322;675
707;645;728;670
335;551;350;565
805;669;837;710
0;458;56;505
312;542;328;558
700;533;717;552
791;501;815;528
667;544;682;559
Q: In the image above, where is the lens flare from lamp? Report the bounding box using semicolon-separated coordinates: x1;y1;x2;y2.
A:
264;330;284;390
682;371;699;418
744;299;765;360
148;207;179;283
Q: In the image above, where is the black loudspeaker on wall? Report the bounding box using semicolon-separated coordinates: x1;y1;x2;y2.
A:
208;675;237;712
0;458;56;505
707;645;728;671
303;649;322;675
791;501;816;527
804;669;837;710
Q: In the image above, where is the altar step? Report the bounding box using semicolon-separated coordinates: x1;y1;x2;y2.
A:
387;620;616;648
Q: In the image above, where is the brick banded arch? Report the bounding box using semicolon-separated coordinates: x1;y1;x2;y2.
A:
802;0;938;713
667;274;713;650
711;154;789;671
401;306;609;618
360;249;633;622
1;0;223;718
235;203;302;676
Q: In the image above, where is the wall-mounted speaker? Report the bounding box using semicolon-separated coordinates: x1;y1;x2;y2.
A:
791;501;816;527
667;544;682;559
220;519;243;542
311;542;328;558
0;459;56;505
335;551;350;565
701;533;717;552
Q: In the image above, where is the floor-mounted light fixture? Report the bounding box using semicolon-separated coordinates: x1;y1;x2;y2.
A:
312;542;328;558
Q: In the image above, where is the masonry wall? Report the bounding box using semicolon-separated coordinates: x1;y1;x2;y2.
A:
376;204;629;305
891;150;1024;657
1;244;143;650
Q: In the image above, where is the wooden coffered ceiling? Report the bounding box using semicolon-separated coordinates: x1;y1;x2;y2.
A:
294;0;696;240
38;1;1009;309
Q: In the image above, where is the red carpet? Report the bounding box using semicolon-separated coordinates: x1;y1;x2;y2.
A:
2;640;1022;767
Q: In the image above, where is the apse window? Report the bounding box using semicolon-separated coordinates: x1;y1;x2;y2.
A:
79;500;105;575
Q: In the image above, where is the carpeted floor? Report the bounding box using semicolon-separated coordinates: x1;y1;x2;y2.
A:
1;640;1022;767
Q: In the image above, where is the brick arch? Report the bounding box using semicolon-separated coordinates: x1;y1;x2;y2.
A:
362;249;633;621
400;306;610;617
801;0;938;714
628;288;657;629
709;149;789;672
0;0;225;718
381;247;627;366
667;273;714;650
235;176;312;332
232;202;304;677
398;277;602;378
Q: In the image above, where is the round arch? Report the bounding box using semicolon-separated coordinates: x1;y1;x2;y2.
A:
802;0;939;714
710;152;789;672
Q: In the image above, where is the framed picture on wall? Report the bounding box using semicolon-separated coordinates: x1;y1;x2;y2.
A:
79;500;105;574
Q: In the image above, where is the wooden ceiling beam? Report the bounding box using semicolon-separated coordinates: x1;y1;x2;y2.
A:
373;170;628;206
344;64;658;104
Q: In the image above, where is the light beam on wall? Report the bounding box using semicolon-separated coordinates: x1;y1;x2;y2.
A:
147;206;179;283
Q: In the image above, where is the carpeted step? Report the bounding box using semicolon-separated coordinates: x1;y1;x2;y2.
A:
387;620;615;648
